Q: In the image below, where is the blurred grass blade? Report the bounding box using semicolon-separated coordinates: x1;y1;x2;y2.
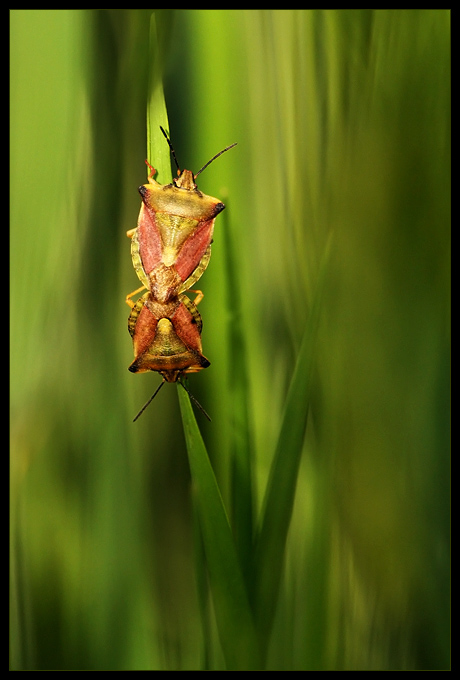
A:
146;17;261;669
222;202;254;580
147;12;171;183
178;387;261;670
252;232;333;650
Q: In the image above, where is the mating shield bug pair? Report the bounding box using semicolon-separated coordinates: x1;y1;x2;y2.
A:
126;127;236;421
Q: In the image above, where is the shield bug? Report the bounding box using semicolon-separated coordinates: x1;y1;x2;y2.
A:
128;291;211;422
126;127;237;307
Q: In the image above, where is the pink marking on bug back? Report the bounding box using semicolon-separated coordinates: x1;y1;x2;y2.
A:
137;204;163;276
175;219;215;282
171;302;203;354
132;302;158;357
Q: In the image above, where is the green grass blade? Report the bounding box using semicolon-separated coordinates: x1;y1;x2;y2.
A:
147;12;171;183
222;203;255;581
146;16;260;669
252;233;333;651
178;387;261;670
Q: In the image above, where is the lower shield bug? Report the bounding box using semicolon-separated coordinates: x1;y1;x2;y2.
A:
128;291;211;421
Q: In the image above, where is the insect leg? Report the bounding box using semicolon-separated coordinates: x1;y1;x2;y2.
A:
126;285;147;308
189;289;204;306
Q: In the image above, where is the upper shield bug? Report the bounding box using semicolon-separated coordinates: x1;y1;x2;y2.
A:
126;127;237;307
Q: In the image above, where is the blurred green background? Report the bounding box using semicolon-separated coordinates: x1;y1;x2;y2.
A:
10;9;450;670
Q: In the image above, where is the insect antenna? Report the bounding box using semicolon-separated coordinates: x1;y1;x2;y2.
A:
178;379;212;422
132;379;166;422
159;126;180;172
194;142;238;179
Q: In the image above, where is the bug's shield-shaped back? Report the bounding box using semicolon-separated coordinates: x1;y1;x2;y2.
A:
131;173;225;300
128;292;210;381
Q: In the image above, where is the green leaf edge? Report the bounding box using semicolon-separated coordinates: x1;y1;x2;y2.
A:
178;388;261;670
252;232;333;651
